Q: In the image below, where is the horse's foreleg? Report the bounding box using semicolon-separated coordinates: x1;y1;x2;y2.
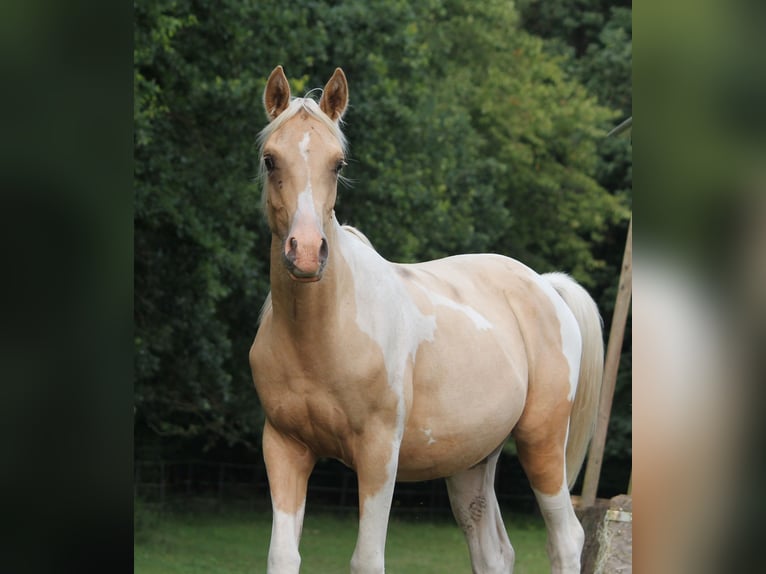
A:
446;448;515;574
350;431;401;574
263;421;316;574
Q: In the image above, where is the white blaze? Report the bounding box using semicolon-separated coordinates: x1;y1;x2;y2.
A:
294;132;319;225
299;131;310;162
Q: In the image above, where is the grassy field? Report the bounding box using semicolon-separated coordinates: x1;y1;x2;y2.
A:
135;505;549;573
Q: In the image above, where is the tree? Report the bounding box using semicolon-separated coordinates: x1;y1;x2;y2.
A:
135;0;271;452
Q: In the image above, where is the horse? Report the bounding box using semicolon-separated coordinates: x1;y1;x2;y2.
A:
249;65;604;574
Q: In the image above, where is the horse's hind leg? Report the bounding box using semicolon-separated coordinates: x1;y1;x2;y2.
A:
446;447;514;574
514;421;584;573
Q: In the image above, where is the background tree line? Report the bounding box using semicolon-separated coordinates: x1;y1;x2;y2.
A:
135;0;631;475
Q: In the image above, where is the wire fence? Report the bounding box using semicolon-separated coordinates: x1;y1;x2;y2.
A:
134;455;542;518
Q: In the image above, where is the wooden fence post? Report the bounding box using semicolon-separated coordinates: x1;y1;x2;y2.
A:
580;216;632;507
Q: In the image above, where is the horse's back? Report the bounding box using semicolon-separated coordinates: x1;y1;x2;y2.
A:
396;252;561;349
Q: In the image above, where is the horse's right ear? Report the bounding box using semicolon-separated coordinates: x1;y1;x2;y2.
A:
263;65;291;121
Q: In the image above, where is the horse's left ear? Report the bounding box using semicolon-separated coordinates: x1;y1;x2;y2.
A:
319;68;348;122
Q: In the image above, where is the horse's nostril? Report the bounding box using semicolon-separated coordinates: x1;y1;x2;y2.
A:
289;237;298;251
319;238;329;261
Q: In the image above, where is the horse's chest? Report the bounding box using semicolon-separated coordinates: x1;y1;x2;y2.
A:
252;345;391;459
267;387;353;454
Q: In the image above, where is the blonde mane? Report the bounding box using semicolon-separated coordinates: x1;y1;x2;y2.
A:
257;97;348;210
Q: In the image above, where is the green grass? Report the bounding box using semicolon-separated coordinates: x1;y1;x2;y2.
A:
135;504;549;573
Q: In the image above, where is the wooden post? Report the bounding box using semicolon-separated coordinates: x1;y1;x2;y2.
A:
580;216;632;507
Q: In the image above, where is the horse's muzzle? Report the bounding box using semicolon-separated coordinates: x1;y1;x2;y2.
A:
283;234;328;282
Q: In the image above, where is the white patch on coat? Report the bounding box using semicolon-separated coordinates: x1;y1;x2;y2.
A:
268;500;306;574
338;223;436;396
422;427;437;445
532;479;585;573
412;282;493;331
338;224;438;572
336;224;439;572
351;440;401;574
532;275;581;401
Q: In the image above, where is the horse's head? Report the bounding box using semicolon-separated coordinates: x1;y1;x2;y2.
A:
259;66;349;283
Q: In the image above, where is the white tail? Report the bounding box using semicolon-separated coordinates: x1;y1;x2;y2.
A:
544;272;604;490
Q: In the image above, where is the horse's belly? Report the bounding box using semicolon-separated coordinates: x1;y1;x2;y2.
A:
396;339;527;481
396;396;522;481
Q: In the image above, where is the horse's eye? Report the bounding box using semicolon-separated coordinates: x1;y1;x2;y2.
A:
334;159;347;175
263;155;275;173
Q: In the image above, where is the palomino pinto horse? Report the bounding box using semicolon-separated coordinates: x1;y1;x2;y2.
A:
250;66;604;574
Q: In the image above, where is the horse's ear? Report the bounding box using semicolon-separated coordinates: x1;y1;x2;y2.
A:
264;65;291;121
319;68;348;122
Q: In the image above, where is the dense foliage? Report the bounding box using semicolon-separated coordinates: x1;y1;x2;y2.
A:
135;0;631;459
